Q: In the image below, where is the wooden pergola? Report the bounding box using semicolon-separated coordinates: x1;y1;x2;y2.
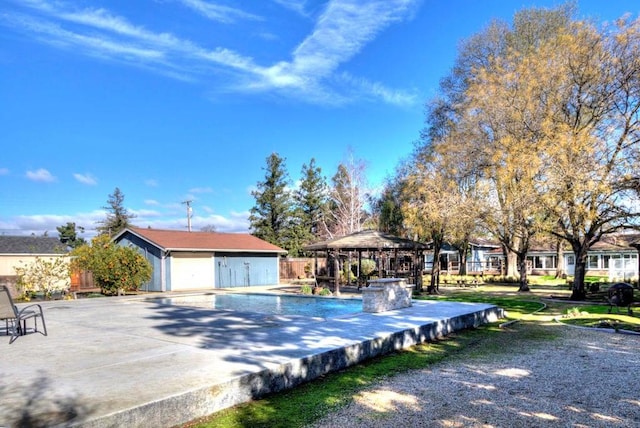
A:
302;230;428;295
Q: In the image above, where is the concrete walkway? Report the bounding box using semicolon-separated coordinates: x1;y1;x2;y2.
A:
0;289;503;427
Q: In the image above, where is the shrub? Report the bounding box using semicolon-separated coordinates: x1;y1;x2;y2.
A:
351;259;376;277
300;284;313;295
14;256;70;299
564;307;588;318
485;275;519;284
70;235;152;296
340;262;355;284
318;287;332;296
303;262;312;277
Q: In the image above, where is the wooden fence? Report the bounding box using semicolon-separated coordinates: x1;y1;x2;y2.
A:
279;258;326;281
70;270;99;293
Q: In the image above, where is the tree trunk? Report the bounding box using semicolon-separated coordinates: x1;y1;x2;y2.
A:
333;253;341;296
555;239;565;278
517;252;530;292
504;246;518;278
428;246;442;294
414;250;423;292
457;244;468;276
571;247;588;300
357;251;363;288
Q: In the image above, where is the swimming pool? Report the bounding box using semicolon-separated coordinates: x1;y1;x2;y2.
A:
155;293;362;318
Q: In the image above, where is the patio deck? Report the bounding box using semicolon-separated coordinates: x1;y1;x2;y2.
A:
0;289;503;427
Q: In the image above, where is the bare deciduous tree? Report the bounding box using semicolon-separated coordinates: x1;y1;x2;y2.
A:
322;153;369;238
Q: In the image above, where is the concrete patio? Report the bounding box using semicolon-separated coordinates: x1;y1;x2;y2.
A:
0;289;503;427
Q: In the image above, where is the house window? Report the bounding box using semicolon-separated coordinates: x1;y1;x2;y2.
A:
424;255;434;270
624;254;637;269
567;255;575;265
542;255;557;269
486;256;501;270
528;255;557;269
602;255;611;269
588;255;599;269
534;256;544;269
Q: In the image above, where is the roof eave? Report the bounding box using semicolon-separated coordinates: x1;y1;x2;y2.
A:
165;247;286;254
0;252;69;256
116;228;166;251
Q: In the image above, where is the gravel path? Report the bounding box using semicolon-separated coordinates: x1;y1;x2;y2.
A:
309;325;640;428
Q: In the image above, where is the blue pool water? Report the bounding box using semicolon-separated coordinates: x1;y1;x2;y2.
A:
156;293;362;318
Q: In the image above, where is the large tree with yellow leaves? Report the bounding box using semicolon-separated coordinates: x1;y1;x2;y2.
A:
414;4;640;298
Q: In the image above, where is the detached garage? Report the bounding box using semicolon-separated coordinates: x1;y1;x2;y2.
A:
113;227;286;292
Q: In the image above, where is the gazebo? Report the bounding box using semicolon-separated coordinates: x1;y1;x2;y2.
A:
302;230;428;294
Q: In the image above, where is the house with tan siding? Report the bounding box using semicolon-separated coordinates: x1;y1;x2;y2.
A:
0;235;70;296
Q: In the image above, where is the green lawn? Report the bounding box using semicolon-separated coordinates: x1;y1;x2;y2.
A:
182;283;639;428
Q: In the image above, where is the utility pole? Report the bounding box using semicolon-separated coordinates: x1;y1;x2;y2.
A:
182;200;193;232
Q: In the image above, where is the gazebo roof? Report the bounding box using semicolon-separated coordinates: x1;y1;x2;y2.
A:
303;230;427;252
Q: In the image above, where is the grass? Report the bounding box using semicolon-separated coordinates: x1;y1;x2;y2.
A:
184;322;557;428
561;317;640;332
416;293;545;318
182;282;639;428
188;339;459;428
526;275;568;286
558;305;639;332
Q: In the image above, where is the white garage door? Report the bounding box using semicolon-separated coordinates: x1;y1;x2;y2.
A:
170;253;214;291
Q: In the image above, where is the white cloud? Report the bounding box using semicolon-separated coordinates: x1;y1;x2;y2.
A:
226;210;251;232
11;13;165;60
0;168;9;175
124;209;249;233
144;199;160;206
132;208;161;218
73;172;97;185
6;3;260;84
188;186;213;194
241;0;421;105
293;1;411;76
3;0;421;107
164;202;185;211
189;212;249;232
3;209;105;237
208;210;250;232
246;184;258;195
26;168;56;182
336;72;417;106
272;0;311;17
0;205;249;237
178;0;262;23
145;179;159;187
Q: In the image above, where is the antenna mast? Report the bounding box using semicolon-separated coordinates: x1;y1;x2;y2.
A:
182;200;193;232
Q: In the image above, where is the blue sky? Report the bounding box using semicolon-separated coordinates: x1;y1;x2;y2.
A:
1;0;638;238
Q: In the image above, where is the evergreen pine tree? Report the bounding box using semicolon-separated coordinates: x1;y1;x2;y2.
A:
56;222;87;248
249;153;292;250
97;187;136;236
292;158;328;253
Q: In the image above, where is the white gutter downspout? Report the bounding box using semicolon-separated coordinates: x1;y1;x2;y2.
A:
161;250;168;292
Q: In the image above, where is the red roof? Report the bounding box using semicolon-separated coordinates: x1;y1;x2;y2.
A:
123;227;286;253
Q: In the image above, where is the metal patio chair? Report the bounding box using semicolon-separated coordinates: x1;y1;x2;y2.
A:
0;285;48;344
